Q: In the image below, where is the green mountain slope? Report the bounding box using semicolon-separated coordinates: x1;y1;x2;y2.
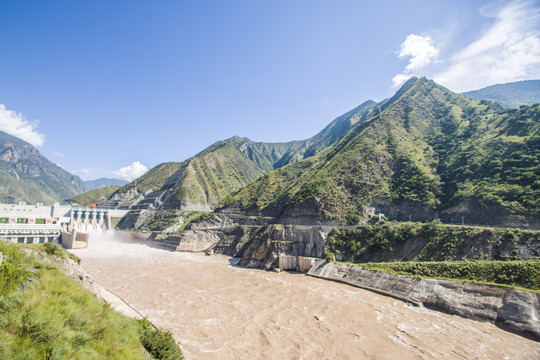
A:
0;131;85;204
220;78;540;228
163;137;297;210
463;80;540;108
105;137;300;210
102;99;378;211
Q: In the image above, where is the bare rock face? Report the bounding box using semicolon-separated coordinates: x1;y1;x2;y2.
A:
163;200;215;212
368;198;437;223
99;187;144;209
188;214;235;230
307;261;540;340
175;230;224;252
496;290;540;339
441;197;540;229
238;225;329;269
410;279;505;321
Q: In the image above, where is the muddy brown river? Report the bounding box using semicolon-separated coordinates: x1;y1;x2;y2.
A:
71;233;540;359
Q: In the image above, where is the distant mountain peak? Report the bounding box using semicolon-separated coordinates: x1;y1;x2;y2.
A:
84;177;129;191
463;79;540;108
0;130;85;204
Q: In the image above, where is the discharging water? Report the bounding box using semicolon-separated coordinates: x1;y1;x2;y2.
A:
70;232;540;360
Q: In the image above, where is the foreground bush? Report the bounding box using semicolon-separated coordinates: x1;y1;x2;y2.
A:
137;319;184;360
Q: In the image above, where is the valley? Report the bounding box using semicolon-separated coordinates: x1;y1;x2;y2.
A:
3;2;540;358
1;77;539;358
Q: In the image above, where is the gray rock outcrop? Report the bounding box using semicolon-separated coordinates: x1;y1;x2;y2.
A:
175;230;224;252
238;225;329;269
307;260;540;340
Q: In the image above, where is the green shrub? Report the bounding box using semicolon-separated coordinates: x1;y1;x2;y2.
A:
137;318;184;360
43;242;64;258
0;241;34;293
358;260;540;291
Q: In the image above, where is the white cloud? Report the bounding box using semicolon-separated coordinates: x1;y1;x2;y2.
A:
392;35;439;87
54;151;64;157
0;104;45;147
113;161;148;181
434;0;540;91
399;34;439;71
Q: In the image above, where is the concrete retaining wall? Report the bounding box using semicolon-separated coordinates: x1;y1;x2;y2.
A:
307;260;540;340
278;256;317;272
61;230;89;249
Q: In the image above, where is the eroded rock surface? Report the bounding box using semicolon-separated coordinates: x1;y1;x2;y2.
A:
307;260;540;340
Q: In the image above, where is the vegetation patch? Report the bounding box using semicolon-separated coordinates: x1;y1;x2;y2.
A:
137;318;184;360
355;260;540;292
0;241;184;359
110;216;123;229
326;222;540;263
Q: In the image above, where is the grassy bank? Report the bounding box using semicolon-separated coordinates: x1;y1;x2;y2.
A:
355;260;540;292
0;241;183;359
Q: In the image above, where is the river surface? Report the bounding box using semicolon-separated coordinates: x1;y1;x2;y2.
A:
70;233;540;360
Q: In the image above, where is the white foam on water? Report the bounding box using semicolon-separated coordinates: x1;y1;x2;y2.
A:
69;230;169;259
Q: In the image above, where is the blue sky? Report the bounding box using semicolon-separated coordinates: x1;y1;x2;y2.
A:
0;0;539;181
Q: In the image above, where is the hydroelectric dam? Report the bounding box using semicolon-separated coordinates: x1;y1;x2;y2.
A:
0;203;127;248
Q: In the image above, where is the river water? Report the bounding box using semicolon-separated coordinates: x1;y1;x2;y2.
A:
70;233;540;359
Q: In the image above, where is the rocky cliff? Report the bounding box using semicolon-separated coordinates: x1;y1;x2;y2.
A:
237;225;329;269
307;260;540;340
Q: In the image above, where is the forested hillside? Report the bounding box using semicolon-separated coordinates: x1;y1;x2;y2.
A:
220;78;540;227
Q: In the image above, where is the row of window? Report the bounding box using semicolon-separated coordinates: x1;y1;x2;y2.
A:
9;237;58;244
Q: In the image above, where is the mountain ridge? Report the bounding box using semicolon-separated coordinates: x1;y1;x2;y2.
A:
463;79;540;108
219;77;540;228
101;99;378;210
84;177;128;191
0;130;85;204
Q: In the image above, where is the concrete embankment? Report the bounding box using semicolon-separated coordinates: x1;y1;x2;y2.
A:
307;260;540;341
